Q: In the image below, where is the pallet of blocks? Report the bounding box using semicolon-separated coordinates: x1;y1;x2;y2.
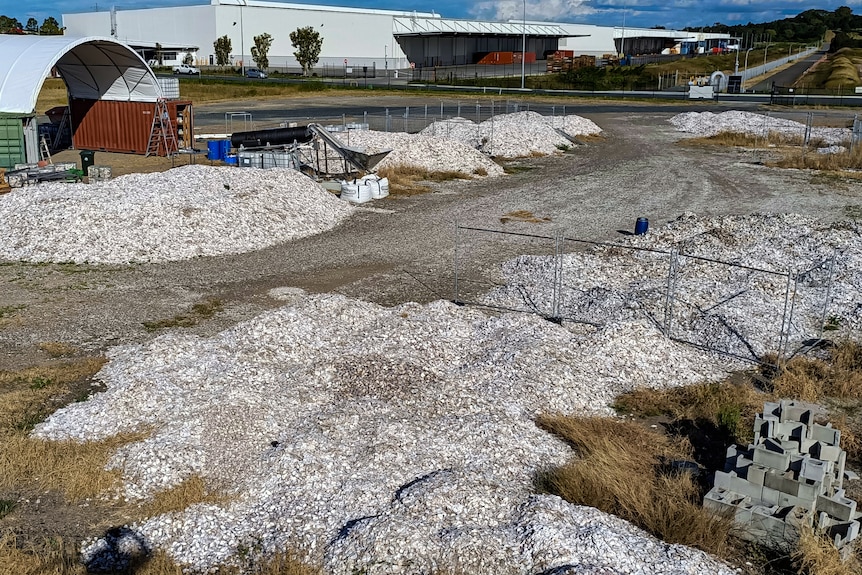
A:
547;53;596;73
0;168;10;194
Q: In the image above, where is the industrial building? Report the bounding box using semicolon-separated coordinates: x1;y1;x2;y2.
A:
62;0;730;72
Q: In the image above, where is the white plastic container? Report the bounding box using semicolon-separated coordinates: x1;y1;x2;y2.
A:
360;175;390;199
340;180;373;204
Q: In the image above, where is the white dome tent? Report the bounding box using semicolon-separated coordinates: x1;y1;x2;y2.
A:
0;35;163;169
0;35;162;115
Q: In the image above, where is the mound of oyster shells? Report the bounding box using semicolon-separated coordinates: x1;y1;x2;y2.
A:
35;291;732;574
0;165;353;264
669;110;850;145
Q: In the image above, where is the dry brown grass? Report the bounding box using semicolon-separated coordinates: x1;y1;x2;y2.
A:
143;298;224;331
499;210;552;225
37;341;80;358
536;415;734;555
613;380;767;442
0;356;107;431
793;525;862;575
0;432;147;502
0;533;86;575
770;342;862;402
34;78;69;113
138;475;231;518
682;130;809;148
771;147;862;172
376;164;471;196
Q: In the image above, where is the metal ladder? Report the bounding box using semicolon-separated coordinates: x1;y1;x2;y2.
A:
146;99;179;157
39;135;53;164
52;107;71;151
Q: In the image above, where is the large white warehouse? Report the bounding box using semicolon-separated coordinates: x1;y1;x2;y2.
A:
62;1;730;72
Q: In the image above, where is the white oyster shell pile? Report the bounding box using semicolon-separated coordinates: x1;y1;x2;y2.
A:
422;110;603;157
34;293;732;574
669;110;850;145
0;165;353;264
484;213;862;358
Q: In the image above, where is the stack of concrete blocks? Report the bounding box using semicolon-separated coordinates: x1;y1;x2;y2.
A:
703;399;860;555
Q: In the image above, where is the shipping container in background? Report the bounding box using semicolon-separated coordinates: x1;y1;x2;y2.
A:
69;99;194;155
0;113;39;170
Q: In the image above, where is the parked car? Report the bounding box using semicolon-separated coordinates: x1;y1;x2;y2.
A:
246;68;268;79
172;63;200;75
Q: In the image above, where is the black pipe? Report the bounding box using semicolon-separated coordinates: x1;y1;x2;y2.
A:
231;126;312;149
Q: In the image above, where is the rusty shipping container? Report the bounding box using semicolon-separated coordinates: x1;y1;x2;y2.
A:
70;99;194;156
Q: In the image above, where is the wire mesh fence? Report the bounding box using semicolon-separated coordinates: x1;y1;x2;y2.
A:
453;225;839;365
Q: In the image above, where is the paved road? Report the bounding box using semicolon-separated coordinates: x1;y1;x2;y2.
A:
749;47;828;93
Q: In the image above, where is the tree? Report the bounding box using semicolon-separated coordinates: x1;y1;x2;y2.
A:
290;26;322;76
183;52;194;66
39;16;61;35
213;35;232;66
155;42;164;66
251;32;273;70
25;17;37;33
0;16;22;33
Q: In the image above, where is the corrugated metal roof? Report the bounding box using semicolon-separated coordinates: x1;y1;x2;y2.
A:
393;16;568;37
0;35;162;115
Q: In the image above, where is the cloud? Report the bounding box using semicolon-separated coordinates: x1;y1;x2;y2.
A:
471;0;597;22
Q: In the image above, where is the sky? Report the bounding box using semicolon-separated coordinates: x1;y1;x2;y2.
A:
6;0;861;31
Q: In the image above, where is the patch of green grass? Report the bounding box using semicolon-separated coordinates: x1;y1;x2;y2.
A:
0;499;16;519
0;305;25;319
142;298;224;331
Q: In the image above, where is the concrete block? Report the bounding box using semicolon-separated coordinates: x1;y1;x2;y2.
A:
797;481;822;505
754;446;791;471
746;464;768;486
762;437;786;454
800;458;828;484
762;402;781;418
765;471;800;496
813;443;842;463
778;492;801;508
730;475;765;500
811;424;840;446
817;492;857;522
762;486;781;506
800;438;817;454
713;471;734;491
776;421;806;441
826;520;860;549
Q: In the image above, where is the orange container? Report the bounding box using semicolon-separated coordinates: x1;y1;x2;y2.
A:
476;51;515;65
70;99;193;156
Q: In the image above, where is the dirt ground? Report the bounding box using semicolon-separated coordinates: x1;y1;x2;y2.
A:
3;97;862;571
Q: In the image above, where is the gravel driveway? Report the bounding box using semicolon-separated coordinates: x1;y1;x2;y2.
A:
1;106;858;370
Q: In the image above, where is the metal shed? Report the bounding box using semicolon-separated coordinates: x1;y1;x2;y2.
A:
0;34;164;169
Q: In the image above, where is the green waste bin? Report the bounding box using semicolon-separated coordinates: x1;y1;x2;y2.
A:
79;150;95;175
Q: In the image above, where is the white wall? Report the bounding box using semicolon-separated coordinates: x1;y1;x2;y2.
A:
557;24;615;57
65;4;410;70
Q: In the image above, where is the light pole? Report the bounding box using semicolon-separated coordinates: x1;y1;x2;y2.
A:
763;42;771;67
743;47;754;91
239;0;246;76
620;2;627;60
520;0;526;89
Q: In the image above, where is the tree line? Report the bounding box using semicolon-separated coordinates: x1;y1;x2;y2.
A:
0;15;62;35
687;7;856;45
212;26;322;75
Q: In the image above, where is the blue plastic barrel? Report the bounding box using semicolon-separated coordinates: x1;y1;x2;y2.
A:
224;154;238;165
207;140;221;161
634;217;649;235
219;139;232;160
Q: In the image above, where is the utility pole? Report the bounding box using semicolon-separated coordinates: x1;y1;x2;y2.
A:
520;0;526;89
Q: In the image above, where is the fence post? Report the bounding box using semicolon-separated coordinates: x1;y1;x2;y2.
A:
552;230;563;320
777;271;797;365
363;111;367;126
663;249;679;338
457;100;461;117
476;102;480;124
440;101;444;117
404;107;409;132
385;108;390;132
453;223;461;304
818;250;837;341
